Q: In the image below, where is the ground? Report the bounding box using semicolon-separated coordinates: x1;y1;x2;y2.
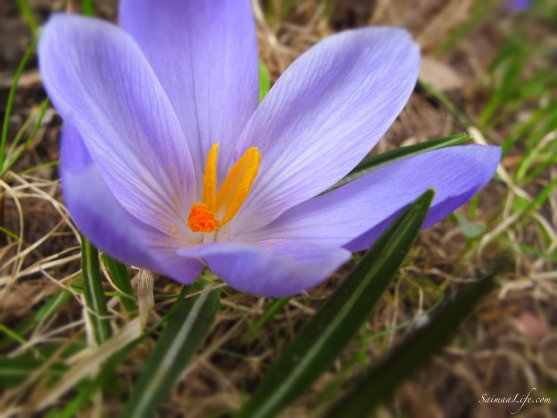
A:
1;0;556;417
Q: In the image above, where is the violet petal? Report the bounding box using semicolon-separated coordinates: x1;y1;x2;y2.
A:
39;14;197;238
232;27;420;233
239;145;501;251
178;241;350;297
119;0;259;180
61;124;204;283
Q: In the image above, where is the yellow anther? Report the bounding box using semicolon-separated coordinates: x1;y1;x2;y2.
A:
187;144;261;233
202;143;219;211
216;147;260;225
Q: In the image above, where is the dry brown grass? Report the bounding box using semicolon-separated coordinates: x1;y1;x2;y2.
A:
1;0;556;417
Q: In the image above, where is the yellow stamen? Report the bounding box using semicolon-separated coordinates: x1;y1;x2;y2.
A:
216;147;260;225
187;144;261;233
202;143;219;211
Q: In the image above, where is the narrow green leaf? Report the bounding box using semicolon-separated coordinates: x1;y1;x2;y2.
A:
247;298;289;338
419;81;471;127
2;98;50;176
123;281;220;418
325;274;496;418
0;324;28;347
259;60;271;101
34;291;72;323
235;190;434;418
528;176;557;212
330;134;469;191
50;337;141;417
16;160;58;176
0;291;71;351
453;212;486;238
1;39;37;171
0;225;20;240
45;381;95;418
5;107;35;159
102;254;137;316
0;355;67;388
45;294;190;417
81;0;95;16
81;237;112;344
15;0;39;34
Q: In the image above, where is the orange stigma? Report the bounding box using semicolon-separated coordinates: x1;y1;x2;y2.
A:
188;202;219;233
187;143;261;233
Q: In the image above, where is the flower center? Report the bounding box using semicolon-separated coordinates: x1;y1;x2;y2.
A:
188;143;261;233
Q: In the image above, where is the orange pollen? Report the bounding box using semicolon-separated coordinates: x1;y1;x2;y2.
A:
187;203;219;233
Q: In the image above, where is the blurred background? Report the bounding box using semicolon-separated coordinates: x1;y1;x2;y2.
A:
1;0;556;417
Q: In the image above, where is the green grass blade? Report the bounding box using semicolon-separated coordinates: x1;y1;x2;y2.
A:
0;324;28;347
15;0;39;34
34;291;72;323
234;190;434;418
17;160;58;176
0;38;37;171
50;336;142;418
259;60;271;101
101;254;137;316
0;225;20;240
246;297;290;340
325;274;496;418
45;292;194;417
81;0;95;16
123;281;220;418
0;355;67;388
45;381;95;418
81;237;112;344
419;81;471;127
0;291;71;351
2;98;50;175
330;134;469;191
6;108;34;158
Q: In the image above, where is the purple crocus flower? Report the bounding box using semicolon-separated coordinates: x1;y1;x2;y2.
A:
38;1;500;297
506;0;532;12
